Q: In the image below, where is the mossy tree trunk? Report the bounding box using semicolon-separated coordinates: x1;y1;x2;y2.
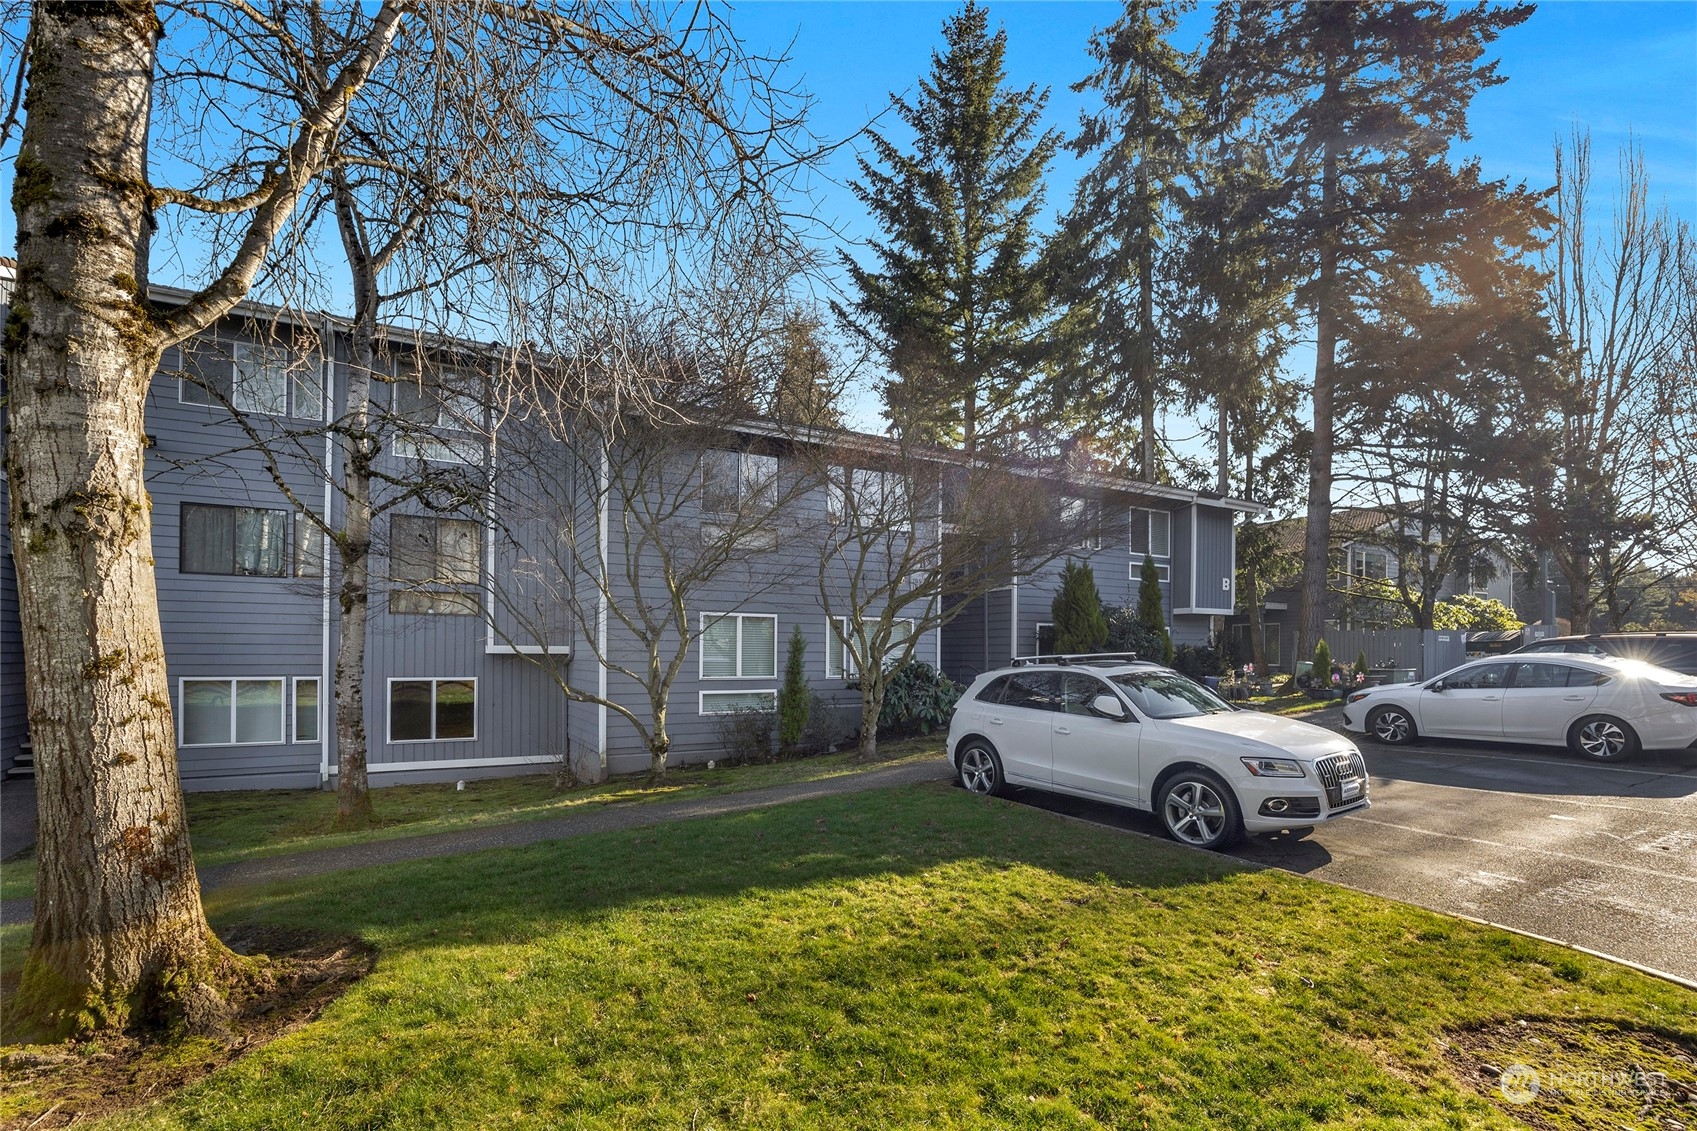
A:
5;1;228;1039
5;0;404;1037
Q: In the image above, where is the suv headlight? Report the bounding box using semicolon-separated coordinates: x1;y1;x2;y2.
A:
1240;756;1306;778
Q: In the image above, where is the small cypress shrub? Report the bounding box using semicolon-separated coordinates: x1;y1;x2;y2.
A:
1313;639;1334;685
1052;559;1109;653
777;625;811;753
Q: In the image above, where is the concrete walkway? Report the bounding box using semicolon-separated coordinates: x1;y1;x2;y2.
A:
0;759;953;925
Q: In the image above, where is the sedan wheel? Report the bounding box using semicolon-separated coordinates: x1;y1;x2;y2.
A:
1367;705;1416;745
1158;771;1243;851
956;740;1005;795
1567;715;1641;762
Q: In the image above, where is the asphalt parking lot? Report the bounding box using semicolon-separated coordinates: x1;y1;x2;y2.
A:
1013;724;1697;984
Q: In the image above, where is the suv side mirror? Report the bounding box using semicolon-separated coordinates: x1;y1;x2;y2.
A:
1092;693;1129;720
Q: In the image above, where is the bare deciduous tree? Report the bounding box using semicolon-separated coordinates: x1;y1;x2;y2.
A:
1;0;803;1038
1531;130;1692;630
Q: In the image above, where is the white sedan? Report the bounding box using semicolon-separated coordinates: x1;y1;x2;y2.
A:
1339;654;1697;761
948;658;1369;851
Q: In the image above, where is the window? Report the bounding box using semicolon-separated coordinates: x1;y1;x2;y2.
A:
295;518;324;579
390;514;480;615
392;361;484;464
1035;623;1056;656
180;341;321;419
999;672;1064;712
1439;663;1511;690
180;503;290;577
1061;673;1117;717
702;449;778;516
1348;547;1388;581
826;617;914;678
179;678;285;746
1110;670;1231;719
700;614;778;679
827;467;911;531
388;678;476;742
700;690;778;715
1061;498;1103;551
293;677;320;743
1129;508;1170;558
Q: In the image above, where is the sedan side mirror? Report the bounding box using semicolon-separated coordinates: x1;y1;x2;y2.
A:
1092;693;1130;720
1427;681;1445;693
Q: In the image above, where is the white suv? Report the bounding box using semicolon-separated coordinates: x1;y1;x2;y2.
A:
947;656;1369;850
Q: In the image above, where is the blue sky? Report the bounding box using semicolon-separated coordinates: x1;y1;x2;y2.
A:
720;0;1697;432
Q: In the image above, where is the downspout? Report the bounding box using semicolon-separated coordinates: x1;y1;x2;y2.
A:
1009;575;1019;662
596;439;609;776
318;313;336;788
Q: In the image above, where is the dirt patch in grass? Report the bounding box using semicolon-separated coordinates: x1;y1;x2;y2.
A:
0;926;373;1129
1441;1018;1697;1129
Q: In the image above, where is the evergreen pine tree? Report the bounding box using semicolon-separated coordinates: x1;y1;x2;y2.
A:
1135;554;1173;662
1054;0;1196;479
777;626;811;753
1203;1;1536;665
1051;560;1109;653
838;1;1061;451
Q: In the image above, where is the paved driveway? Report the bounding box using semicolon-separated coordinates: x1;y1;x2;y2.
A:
1008;732;1697;983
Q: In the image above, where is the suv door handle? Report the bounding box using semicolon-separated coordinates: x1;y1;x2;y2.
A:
1055;725;1072;736
1482;695;1501;702
989;716;1004;725
1562;695;1585;701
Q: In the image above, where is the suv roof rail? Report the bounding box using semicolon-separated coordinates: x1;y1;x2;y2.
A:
1009;652;1144;667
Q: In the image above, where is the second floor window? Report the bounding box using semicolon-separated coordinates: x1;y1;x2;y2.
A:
1349;547;1388;581
390;514;481;615
392;362;484;465
181;503;290;577
701;449;779;516
1129;508;1171;559
1061;498;1103;551
180;342;322;420
827;467;911;531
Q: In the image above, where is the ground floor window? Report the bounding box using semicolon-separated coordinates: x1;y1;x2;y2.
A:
700;690;777;715
388;678;477;742
826;616;915;678
179;678;285;746
1229;623;1281;669
1035;622;1055;656
293;677;320;743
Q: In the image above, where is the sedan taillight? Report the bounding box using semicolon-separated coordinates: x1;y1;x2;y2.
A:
1661;691;1697;707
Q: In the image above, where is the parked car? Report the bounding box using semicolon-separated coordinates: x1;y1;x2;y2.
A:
1515;632;1697;675
1340;653;1697;761
947;656;1369;851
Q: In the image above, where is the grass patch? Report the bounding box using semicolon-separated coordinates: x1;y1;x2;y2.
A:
0;740;943;903
1249;693;1344;718
8;783;1690;1129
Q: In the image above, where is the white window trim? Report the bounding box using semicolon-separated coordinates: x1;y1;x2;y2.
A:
1130;507;1171;560
825;615;917;679
1062;498;1103;552
698;612;779;680
292;676;321;745
1035;622;1054;655
177;676;288;748
385;676;478;744
699;689;779;715
1129;558;1172;582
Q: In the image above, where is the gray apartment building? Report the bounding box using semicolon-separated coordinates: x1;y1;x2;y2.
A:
0;278;1259;790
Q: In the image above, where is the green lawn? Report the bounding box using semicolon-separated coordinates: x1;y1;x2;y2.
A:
7;782;1690;1129
0;741;943;902
1250;692;1345;718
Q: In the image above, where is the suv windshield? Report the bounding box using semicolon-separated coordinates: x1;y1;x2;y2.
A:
1110;671;1233;719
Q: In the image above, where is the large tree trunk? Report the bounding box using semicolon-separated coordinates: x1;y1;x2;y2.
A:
855;683;884;762
1298;120;1340;670
331;348;376;828
328;177;380;828
5;1;229;1039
